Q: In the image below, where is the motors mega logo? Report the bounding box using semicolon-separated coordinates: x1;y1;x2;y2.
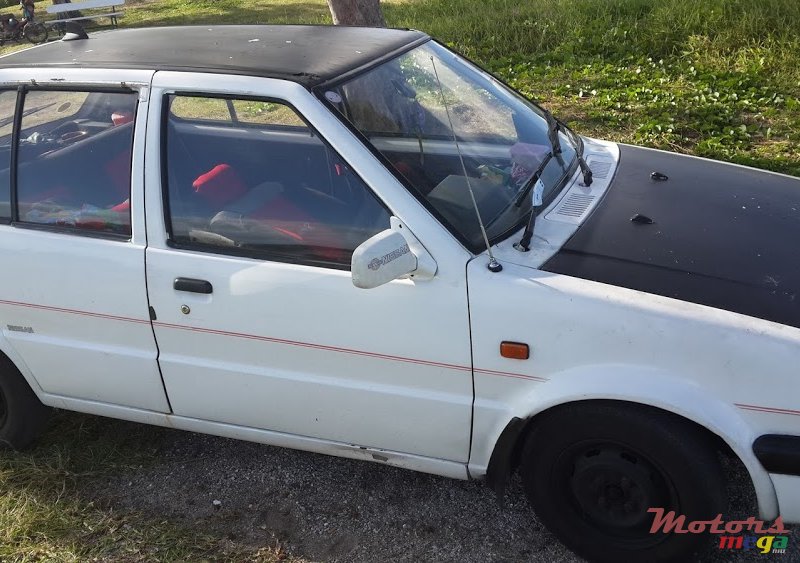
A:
648;508;791;554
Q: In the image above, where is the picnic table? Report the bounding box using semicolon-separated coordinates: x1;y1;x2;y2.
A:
46;0;125;28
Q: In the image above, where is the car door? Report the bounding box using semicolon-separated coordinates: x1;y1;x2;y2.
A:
144;72;475;462
0;69;170;412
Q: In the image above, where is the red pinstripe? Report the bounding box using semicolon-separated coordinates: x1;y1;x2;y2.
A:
153;320;475;372
473;367;548;382
0;297;542;380
735;403;800;417
7;295;798;418
152;322;549;381
19;299;800;411
0;298;150;325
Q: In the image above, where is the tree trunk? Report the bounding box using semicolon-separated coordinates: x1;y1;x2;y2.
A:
327;0;385;27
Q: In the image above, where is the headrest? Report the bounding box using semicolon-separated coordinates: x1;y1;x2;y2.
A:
192;164;248;208
112;111;134;126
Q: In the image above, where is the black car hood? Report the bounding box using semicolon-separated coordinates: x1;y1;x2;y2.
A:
543;145;800;328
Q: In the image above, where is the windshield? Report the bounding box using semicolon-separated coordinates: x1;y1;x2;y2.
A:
322;41;577;251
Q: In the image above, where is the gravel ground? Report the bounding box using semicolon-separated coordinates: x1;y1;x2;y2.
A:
77;422;798;563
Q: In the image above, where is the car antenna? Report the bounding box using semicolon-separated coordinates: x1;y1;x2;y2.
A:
430;57;502;273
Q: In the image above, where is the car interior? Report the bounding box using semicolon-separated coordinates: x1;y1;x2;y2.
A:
0;91;391;261
0;90;136;235
164;100;390;266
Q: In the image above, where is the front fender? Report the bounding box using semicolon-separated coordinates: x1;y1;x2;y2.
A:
472;364;779;520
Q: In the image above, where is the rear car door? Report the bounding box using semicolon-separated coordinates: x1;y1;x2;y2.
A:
0;69;170;412
144;72;475;462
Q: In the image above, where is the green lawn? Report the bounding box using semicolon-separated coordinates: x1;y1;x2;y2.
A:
385;0;800;175
4;0;799;175
1;0;799;560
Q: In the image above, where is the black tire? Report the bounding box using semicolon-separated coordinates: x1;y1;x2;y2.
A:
23;22;47;44
0;354;50;450
520;401;725;563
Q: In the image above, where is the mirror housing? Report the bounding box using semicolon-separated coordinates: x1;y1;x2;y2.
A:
351;220;436;289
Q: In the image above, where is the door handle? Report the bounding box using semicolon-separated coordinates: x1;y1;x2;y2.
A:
174;277;213;294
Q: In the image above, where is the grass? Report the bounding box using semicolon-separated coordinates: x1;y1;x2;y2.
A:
3;0;797;174
0;0;798;559
384;0;800;175
1;413;290;562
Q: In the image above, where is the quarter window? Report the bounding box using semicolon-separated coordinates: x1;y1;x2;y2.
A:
164;94;390;269
15;89;138;236
170;96;306;128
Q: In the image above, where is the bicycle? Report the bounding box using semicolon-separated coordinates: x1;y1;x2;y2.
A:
0;2;48;46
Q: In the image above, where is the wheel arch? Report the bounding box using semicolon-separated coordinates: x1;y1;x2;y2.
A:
481;365;778;520
0;336;44;396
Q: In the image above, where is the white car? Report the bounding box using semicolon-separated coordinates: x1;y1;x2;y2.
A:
0;25;798;562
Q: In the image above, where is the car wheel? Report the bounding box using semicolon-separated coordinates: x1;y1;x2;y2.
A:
23;22;47;44
0;354;50;450
520;401;725;563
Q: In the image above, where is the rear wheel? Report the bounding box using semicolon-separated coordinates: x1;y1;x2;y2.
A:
520;401;725;563
23;22;47;44
0;354;50;450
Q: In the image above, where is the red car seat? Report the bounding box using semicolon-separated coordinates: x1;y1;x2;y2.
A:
192;163;345;261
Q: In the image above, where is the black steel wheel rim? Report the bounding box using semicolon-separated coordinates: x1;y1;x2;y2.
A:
555;439;680;548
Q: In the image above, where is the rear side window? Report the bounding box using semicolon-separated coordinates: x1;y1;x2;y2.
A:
0;89;15;220
164;94;390;269
15;89;138;236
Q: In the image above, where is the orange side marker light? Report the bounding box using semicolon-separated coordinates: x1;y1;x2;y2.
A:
500;341;529;360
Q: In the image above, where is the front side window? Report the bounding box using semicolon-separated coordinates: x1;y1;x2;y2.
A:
164;94;390;269
15;89;137;235
0;89;15;220
324;41;577;251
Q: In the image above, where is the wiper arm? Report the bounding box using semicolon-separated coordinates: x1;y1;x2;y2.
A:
512;151;554;208
513;114;592;252
510;151;554;252
557;118;593;187
544;110;561;156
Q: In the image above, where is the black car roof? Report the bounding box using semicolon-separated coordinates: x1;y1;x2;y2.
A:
0;25;430;87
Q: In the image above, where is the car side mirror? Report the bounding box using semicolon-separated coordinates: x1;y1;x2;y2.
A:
351;221;436;289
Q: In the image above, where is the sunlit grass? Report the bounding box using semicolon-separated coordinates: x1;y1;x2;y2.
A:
384;0;800;175
0;412;290;561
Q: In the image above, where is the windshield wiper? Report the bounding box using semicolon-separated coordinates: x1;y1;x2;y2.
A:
512;151;554;208
510;151;554;252
511;108;570;209
513;113;593;252
544;110;562;156
552;114;593;187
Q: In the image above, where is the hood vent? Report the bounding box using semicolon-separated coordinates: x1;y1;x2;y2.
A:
586;157;612;179
553;193;596;218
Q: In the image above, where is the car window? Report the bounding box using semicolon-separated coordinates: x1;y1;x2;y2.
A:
15;90;138;236
170;96;306;128
328;41;577;252
230;100;306;127
170;96;231;121
164;94;390;269
0;89;16;220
